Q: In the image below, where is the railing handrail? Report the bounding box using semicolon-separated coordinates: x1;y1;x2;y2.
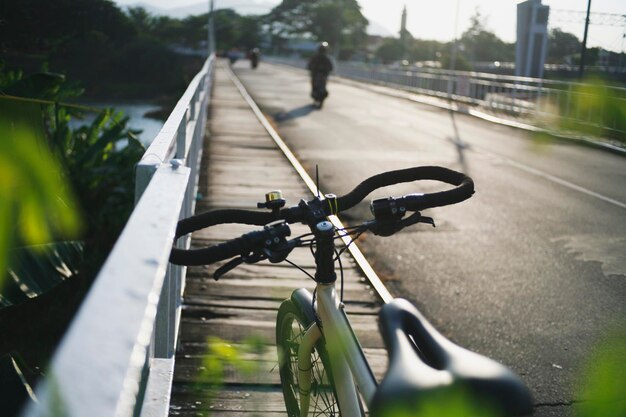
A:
22;55;215;417
267;56;625;137
269;55;626;92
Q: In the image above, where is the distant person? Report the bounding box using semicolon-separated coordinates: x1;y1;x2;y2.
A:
227;48;240;65
250;48;260;69
307;42;333;108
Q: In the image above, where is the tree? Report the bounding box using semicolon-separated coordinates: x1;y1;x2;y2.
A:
208;9;262;52
266;0;368;59
459;9;514;63
547;29;580;64
0;0;136;53
408;39;446;62
127;7;158;35
376;38;405;64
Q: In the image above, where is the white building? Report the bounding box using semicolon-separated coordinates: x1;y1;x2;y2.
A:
515;0;550;78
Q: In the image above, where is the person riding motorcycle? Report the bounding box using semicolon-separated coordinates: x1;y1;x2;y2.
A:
307;42;333;108
249;48;260;69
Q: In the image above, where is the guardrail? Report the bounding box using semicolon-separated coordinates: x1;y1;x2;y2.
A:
22;55;214;417
268;56;626;138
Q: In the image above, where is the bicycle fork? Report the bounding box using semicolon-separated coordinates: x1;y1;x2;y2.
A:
297;284;375;417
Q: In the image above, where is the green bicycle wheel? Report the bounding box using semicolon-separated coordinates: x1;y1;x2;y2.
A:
276;294;340;417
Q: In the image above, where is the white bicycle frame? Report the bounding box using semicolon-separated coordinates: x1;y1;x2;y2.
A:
297;282;378;417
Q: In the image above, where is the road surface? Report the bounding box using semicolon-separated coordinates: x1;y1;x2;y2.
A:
231;60;626;416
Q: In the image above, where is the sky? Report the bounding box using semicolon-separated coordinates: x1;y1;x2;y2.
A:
113;0;626;52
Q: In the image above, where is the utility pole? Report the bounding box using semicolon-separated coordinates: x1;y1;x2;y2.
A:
208;0;215;56
449;0;460;72
617;32;626;74
447;0;460;99
578;0;592;79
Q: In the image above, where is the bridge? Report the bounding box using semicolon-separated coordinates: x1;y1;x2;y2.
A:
19;47;626;417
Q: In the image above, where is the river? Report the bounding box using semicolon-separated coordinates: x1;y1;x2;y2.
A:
71;102;165;147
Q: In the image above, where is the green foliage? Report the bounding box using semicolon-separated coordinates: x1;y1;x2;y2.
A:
441;50;473;72
0;0;136;53
2;242;84;307
0;97;81;288
547;29;581;64
459;9;514;63
200;336;267;385
50;108;145;276
553;78;626;142
376;386;499;417
266;0;368;59
1;0;203;100
212;9;262;52
1;65;145;300
372;7;521;67
575;328;626;417
198;336;268;415
408;40;446;63
376;39;406;64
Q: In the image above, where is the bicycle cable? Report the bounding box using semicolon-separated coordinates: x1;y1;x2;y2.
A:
334;247;344;302
283;258;316;281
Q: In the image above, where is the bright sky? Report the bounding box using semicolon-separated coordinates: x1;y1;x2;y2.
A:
114;0;626;52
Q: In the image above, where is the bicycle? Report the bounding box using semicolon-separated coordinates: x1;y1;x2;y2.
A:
170;166;533;417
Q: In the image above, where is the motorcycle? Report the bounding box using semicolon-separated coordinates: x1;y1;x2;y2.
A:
311;72;328;109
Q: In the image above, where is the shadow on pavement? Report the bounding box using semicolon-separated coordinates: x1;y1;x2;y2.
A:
274;104;317;123
447;109;471;174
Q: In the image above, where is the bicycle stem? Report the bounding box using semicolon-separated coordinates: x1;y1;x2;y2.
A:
314;221;337;283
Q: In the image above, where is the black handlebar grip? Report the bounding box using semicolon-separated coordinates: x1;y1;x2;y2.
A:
170;223;292;266
175;209;274;238
336;166;474;213
170;235;254;266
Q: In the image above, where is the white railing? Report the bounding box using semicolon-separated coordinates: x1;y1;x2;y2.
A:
268;56;626;137
22;55;214;417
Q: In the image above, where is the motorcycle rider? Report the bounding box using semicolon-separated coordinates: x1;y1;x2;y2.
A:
249;48;260;69
307;41;333;108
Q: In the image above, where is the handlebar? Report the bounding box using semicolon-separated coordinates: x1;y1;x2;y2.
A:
170;166;474;267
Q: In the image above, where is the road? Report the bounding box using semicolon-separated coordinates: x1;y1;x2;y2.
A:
231;60;626;416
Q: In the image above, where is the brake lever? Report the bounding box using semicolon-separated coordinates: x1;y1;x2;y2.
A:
368;212;435;237
213;248;269;280
213;238;299;280
403;212;436;228
213;257;244;281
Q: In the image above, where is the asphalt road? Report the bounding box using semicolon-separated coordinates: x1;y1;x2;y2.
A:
231;60;626;416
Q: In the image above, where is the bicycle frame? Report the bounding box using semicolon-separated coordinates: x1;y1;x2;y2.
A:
297;282;378;417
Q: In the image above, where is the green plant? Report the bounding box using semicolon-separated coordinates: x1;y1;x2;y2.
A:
49;105;145;276
1;64;145;296
1;68;146;409
575;327;626;417
0;96;81;289
198;336;268;416
555;78;626;143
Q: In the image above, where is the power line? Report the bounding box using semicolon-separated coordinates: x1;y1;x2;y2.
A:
550;9;625;27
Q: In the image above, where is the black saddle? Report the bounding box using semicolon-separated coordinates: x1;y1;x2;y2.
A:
370;299;533;417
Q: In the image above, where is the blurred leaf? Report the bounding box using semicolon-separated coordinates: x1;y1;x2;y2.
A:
0;97;81;289
556;78;626;142
0;197;10;283
3;73;66;100
1;241;84;308
378;385;498;417
575;328;626;417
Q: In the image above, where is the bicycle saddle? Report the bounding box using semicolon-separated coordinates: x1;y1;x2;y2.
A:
370;299;533;417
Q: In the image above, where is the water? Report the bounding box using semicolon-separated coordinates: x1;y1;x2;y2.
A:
70;102;165;147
